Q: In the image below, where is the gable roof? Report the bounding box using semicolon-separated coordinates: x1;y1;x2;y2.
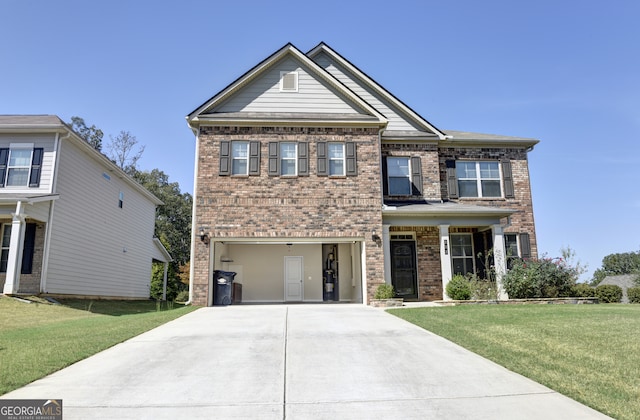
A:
307;42;447;139
187;43;387;128
0;115;163;206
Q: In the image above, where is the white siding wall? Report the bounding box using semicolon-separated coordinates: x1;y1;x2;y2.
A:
217;57;364;115
0;133;57;194
45;139;157;298
313;52;425;132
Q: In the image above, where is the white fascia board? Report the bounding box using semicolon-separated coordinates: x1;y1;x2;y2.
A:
307;43;445;139
187;44;388;128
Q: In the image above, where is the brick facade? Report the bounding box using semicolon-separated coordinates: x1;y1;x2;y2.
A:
438;147;538;258
192;126;385;306
0;221;45;294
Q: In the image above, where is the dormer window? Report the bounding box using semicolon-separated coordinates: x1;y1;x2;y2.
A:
280;71;298;92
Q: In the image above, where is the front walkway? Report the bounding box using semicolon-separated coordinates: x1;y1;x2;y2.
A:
1;305;609;419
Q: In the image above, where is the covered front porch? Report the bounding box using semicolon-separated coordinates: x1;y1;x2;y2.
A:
0;194;57;295
382;201;515;301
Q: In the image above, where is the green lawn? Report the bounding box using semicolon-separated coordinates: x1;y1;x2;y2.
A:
0;296;198;395
389;304;640;420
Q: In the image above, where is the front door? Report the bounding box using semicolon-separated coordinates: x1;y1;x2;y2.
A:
391;241;418;300
284;256;303;301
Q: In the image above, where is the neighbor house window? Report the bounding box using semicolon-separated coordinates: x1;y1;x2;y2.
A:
280;142;297;176
456;161;502;198
0;225;11;272
0;223;36;274
328;143;345;176
0;146;44;188
231;141;249;175
451;234;475;275
387;157;411;195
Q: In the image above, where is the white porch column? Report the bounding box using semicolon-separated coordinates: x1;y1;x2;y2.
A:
439;224;452;300
382;224;391;284
3;202;26;295
492;224;508;300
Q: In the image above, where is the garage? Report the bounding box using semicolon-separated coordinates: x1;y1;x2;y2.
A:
207;240;365;305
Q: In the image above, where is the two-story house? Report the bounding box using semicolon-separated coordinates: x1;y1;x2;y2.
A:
0;115;170;298
187;43;538;306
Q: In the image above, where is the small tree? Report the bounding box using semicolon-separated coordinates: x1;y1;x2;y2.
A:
106;130;145;175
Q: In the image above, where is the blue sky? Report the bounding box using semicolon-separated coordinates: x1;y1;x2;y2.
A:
2;0;639;280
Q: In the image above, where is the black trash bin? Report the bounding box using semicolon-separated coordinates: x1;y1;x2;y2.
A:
213;270;237;306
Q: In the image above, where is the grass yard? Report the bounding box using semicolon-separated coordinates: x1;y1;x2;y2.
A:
389;304;640;420
0;296;198;395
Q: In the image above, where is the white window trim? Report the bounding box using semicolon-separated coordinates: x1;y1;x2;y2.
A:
231;141;249;176
387;156;412;196
280;142;298;176
280;71;298;92
6;144;35;187
328;143;345;176
504;233;520;259
457;161;503;198
0;224;11;273
450;233;476;275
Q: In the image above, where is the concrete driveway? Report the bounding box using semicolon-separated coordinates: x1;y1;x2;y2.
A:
2;304;609;419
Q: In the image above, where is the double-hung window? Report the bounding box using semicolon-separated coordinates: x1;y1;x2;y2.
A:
0;225;11;272
0;145;44;188
451;234;475;275
231;142;249;175
456;161;502;198
280;143;297;176
328;143;345;176
387;157;411;195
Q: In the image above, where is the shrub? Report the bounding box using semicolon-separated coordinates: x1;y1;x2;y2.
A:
466;274;498;300
374;283;395;299
571;283;595;297
446;274;472;300
175;290;190;303
595;284;623;303
628;287;640;304
502;257;575;299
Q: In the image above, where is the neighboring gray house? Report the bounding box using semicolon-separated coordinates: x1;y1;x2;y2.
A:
0;115;169;298
600;274;638;303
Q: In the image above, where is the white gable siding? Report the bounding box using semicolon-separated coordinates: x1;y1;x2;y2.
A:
0;133;56;194
45;139;156;298
313;52;426;132
216;57;365;115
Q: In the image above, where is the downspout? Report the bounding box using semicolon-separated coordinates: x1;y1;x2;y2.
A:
40;131;64;293
186;124;199;305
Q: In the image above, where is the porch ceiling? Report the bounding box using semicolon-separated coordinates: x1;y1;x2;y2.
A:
382;200;514;226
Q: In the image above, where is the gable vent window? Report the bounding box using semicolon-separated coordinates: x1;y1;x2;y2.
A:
280;71;298;92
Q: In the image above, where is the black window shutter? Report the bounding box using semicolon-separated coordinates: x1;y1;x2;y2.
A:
298;142;309;176
268;142;280;176
345;142;357;176
502;159;515;198
219;141;230;176
411;156;423;196
446;160;459;199
21;223;36;274
519;233;531;259
317;142;328;176
29;148;44;187
249;141;260;175
0;148;9;188
382;156;388;195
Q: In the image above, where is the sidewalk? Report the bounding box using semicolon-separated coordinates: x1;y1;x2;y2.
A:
1;304;610;419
